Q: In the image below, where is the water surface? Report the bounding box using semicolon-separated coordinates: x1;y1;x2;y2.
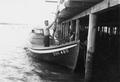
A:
0;25;83;82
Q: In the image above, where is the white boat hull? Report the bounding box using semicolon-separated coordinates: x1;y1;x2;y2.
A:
28;41;80;70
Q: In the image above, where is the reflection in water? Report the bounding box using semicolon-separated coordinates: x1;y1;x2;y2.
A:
0;25;83;82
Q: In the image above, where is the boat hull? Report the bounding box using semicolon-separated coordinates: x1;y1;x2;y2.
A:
28;41;80;70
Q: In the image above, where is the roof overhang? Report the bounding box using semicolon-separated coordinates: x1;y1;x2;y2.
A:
58;0;103;22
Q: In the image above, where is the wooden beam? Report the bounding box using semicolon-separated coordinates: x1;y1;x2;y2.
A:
85;13;97;82
91;0;109;13
109;0;120;7
70;0;120;21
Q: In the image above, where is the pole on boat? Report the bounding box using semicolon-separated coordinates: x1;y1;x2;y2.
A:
75;19;80;41
71;19;80;71
85;13;97;82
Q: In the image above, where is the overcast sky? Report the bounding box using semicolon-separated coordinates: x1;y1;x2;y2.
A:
0;0;57;26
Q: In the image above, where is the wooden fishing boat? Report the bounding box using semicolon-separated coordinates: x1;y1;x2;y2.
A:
28;28;80;70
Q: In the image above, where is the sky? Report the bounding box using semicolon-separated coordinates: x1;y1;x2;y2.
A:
0;0;57;26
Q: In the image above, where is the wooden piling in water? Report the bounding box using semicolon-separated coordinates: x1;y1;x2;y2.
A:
85;13;97;82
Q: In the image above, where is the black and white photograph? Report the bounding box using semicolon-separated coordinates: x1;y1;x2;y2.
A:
0;0;119;82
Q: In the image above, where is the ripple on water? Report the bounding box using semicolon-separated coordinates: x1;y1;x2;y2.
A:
0;26;83;82
0;26;42;82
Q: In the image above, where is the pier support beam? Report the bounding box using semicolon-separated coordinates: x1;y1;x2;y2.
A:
85;13;97;82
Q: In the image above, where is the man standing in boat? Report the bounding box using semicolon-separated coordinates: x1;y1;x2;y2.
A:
43;19;56;47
